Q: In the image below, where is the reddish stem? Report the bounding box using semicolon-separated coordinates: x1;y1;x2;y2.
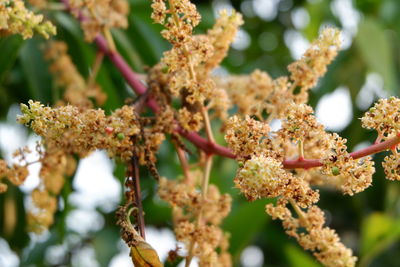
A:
93;35;238;157
61;0;400;170
94;36;160;113
284;134;400;169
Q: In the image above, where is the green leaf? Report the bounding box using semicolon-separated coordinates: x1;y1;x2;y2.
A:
54;12;94;77
359;212;400;267
113;29;145;72
355;17;397;93
19;39;52;103
93;228;120;266
223;199;271;259
304;0;333;40
284;244;322;267
127;17;168;66
0;35;23;83
53;12;124;110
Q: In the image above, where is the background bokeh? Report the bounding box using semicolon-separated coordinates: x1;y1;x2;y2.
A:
1;0;400;266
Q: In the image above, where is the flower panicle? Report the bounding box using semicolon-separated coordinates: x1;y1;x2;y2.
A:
0;0;56;39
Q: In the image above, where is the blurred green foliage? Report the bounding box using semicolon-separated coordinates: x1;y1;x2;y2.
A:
1;0;400;266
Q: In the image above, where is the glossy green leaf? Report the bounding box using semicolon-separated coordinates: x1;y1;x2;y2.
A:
359;212;400;267
355;17;397;93
0;35;23;83
93;228;120;266
113;29;145;72
223;199;271;258
284;244;322;267
19;39;52;103
127;18;167;66
53;12;124;110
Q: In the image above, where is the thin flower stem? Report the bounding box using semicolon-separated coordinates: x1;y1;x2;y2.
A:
87;51;104;88
126;206;136;226
201;106;215;144
289;198;306;222
374;133;384;144
185;242;195;267
298;140;304;160
174;142;191;184
185;154;213;267
200;155;213;202
103;27;117;52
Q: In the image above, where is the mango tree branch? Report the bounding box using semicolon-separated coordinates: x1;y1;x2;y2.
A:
60;0;400;170
93;36;160;113
283;133;400;169
98;33;400;169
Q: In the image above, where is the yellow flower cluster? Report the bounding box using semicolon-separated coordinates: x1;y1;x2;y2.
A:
206;87;231;120
288;28;341;101
28;188;58;232
7;0;400;264
362;97;400;181
280;103;321;143
16;100;140;232
236;155;319;207
214;28;341;120
0;160;28;193
216;70;274;119
27;148;76;233
0;0;56;39
44;41;107;109
266;204;356;267
382;154;400;181
18;100;140;161
150;0;242;128
154;0;212;102
158;176;232;266
144;6;243;259
69;0;129;41
225;109;362;265
0;143;76;232
38;149;70;195
322;134;375;195
362;97;400;138
199;10;243;75
274;103;374;195
178;107;203;132
225;115;278;161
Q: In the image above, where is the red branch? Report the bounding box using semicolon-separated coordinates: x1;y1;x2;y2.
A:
284;134;400;169
61;1;400;169
93;34;237;158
